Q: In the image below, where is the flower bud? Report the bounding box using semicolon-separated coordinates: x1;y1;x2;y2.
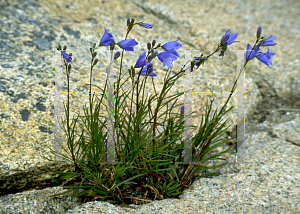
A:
131;67;135;78
93;52;97;58
131;19;135;24
109;42;115;50
127;18;131;27
147;67;154;74
93;43;96;49
63;45;67;52
148;52;158;62
114;51;121;60
128;68;132;76
90;47;93;54
152;39;156;47
180;106;185;115
57;44;62;51
68;64;71;72
93;59;98;66
256;26;262;39
69;53;72;57
148;55;154;62
147;42;151;50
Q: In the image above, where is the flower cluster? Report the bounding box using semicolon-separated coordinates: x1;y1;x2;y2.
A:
245;27;276;67
61;25;276;75
98;27;182;77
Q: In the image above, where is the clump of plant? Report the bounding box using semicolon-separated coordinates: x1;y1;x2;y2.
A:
44;21;276;208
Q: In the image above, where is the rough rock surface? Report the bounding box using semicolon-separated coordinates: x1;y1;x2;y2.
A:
0;0;299;213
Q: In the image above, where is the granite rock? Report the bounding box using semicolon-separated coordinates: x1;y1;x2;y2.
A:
0;0;299;213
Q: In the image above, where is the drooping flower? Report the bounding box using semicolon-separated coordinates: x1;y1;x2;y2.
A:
193;57;205;61
117;39;138;51
191;56;207;71
134;52;157;76
140;63;157;77
139;22;153;29
253;35;276;56
253;43;261;52
245;44;275;67
100;28;115;46
135;52;149;68
158;52;178;69
62;52;72;63
162;39;182;58
219;50;226;58
155;39;182;68
245;43;260;61
260;35;277;47
256;48;275;67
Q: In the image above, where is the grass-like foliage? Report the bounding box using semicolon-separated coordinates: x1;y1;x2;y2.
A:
44;20;275;208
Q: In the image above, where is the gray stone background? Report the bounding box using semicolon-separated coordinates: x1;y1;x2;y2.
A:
0;0;299;213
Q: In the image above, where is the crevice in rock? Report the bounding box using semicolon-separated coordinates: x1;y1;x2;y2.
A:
0;162;76;197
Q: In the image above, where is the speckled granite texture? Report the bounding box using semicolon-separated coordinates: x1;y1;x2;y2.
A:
0;0;299;213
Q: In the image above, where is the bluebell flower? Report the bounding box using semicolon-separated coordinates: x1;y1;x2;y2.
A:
256;48;275;67
62;52;72;63
141;63;157;77
166;48;181;58
156;40;182;69
191;56;207;71
134;52;157;76
139;22;153;29
158;52;178;69
219;51;226;57
193;57;205;60
135;52;149;68
117;39;138;51
260;35;277;47
245;44;260;61
162;39;182;58
246;44;275;67
138;42;182;73
253;35;276;54
220;29;239;46
253;43;261;52
100;28;115;46
219;29;239;57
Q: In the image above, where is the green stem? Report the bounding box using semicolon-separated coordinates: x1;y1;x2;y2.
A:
65;60;81;172
89;59;94;140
